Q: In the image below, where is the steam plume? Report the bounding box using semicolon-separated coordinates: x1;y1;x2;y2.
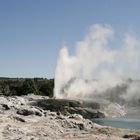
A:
54;24;140;106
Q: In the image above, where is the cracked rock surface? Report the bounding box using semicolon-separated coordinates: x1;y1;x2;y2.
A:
0;94;139;140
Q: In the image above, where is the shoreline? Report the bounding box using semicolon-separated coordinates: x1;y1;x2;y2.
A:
0;95;139;140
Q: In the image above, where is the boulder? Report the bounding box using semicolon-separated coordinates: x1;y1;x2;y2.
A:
31;99;105;119
17;108;42;116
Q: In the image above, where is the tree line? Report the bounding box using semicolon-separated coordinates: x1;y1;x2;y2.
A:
0;78;54;97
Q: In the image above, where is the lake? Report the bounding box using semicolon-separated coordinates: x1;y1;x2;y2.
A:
93;116;140;129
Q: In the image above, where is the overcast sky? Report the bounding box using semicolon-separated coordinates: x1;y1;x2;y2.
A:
0;0;140;78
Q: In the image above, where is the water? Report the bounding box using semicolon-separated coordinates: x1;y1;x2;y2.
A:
93;116;140;129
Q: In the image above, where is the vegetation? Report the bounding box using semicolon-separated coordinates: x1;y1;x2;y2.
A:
0;77;54;97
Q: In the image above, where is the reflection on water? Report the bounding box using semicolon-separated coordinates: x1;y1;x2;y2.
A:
93;116;140;129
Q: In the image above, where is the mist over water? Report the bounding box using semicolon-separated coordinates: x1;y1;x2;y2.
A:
54;24;140;113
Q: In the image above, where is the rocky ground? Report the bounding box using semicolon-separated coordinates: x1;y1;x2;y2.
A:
0;94;139;140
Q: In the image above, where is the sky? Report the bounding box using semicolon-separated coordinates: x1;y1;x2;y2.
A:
0;0;140;78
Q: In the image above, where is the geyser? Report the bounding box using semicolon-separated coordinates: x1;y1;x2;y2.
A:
54;24;140;107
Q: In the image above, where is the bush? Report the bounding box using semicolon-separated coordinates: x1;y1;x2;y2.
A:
0;78;54;97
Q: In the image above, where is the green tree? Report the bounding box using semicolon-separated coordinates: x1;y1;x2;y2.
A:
39;79;54;97
20;79;39;95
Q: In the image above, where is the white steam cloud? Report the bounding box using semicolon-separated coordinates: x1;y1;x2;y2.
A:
54;24;140;105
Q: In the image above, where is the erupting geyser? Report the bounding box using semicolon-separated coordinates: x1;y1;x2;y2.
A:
54;24;140;109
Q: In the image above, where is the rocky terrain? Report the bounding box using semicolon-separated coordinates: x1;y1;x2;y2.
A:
0;94;139;140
